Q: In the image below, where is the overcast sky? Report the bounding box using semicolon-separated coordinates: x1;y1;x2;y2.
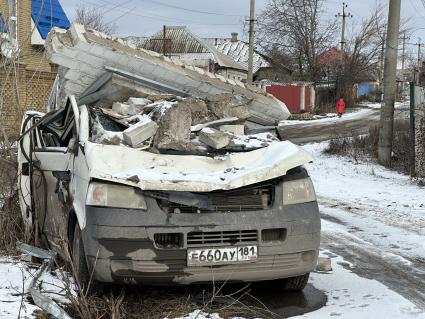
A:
61;0;425;57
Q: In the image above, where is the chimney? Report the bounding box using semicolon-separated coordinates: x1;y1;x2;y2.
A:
231;32;238;42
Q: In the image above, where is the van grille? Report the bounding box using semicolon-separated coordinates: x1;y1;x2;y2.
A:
154;233;183;249
163;183;274;214
187;230;258;247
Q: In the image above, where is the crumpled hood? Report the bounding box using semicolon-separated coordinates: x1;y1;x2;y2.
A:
84;141;313;192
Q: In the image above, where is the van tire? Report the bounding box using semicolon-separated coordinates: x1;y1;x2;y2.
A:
283;273;310;291
72;223;90;292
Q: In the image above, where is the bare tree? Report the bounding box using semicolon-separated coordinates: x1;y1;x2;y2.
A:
335;6;388;104
74;6;117;35
256;0;337;80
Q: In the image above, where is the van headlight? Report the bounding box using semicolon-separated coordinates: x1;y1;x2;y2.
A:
86;182;147;210
282;178;316;205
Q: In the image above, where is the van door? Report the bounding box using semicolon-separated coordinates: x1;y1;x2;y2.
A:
19;97;79;250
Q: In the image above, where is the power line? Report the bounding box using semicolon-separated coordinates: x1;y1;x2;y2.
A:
141;0;243;17
408;0;425;20
83;0;242;26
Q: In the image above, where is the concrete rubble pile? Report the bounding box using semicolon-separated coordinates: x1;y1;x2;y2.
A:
91;93;279;154
44;23;289;154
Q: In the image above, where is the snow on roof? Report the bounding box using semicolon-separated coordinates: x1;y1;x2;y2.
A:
31;0;70;40
214;40;271;73
143;26;246;71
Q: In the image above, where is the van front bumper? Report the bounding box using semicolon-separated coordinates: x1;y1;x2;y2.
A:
82;200;321;285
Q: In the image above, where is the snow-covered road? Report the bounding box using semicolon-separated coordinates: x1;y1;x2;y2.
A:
301;142;425;318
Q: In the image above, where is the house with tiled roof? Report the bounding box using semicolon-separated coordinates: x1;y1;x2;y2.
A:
205;33;292;82
133;27;292;83
0;0;70;134
141;27;250;82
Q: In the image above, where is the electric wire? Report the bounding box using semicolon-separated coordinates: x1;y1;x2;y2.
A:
140;0;243;17
84;0;242;26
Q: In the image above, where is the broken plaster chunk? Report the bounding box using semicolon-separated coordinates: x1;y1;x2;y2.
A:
206;93;251;121
219;124;245;136
154;102;192;151
112;102;143;116
199;127;231;149
128;97;152;106
178;97;209;125
123;116;158;147
316;257;332;272
191;117;239;132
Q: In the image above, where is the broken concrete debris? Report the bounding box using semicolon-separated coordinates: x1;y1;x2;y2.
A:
91;93;280;153
127;97;152;106
44;23;291;154
153;100;193;151
191;117;239;132
199;127;231;149
219;124;245;136
112;101;143;116
123;116;158;147
205;93;251;121
45;23;291;125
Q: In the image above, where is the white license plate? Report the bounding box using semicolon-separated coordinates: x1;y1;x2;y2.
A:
187;246;258;266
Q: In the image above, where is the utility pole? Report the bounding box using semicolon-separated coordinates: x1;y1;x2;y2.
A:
162;25;167;57
379;26;386;101
247;0;255;85
336;2;352;65
378;0;401;166
400;32;409;97
414;38;422;84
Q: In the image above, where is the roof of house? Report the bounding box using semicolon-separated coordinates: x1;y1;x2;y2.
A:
143;26;245;71
317;47;341;65
214;40;271;73
31;0;70;40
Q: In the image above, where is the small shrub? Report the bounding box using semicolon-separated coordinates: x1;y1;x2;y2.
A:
0;191;25;254
324;121;410;174
0;139;24;254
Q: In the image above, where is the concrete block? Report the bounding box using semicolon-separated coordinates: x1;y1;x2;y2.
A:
199;128;231;149
112;102;144;116
219;125;245;136
128;97;152;106
123;117;158;147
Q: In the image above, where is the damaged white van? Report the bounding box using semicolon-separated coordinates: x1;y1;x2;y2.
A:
18;94;320;291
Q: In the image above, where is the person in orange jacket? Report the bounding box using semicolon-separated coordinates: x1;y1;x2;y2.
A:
336;97;346;118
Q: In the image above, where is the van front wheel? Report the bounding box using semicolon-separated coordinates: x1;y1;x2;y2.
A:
282;273;310;291
72;223;90;291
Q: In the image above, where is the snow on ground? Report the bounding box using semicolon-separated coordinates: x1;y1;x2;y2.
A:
303;142;425;236
279;108;375;126
295;251;425;319
360;100;410;109
300;141;425;317
0;257;70;319
169;310;224;319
